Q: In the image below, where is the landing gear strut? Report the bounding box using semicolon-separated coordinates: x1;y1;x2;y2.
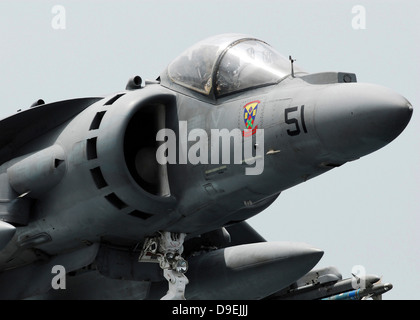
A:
139;231;189;300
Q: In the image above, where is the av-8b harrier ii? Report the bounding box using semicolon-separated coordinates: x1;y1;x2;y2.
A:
0;34;412;300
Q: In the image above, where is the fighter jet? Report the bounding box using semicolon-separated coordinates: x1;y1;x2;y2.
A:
0;34;412;300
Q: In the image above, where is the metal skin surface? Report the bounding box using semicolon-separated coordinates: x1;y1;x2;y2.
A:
0;34;412;299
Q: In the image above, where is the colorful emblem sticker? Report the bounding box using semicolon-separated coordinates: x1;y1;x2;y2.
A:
243;100;260;137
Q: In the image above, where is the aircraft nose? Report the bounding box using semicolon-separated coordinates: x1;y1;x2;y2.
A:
314;83;413;161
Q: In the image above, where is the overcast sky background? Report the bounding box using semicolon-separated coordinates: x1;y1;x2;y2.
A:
0;0;418;300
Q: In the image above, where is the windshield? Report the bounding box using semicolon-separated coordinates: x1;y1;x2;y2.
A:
166;34;301;98
215;40;292;97
168;34;240;95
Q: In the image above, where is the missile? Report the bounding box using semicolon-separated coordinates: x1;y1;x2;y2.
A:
322;282;393;300
269;266;391;300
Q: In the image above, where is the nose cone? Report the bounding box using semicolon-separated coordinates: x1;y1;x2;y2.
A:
315;83;413;161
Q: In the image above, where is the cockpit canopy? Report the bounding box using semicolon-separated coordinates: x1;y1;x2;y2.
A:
163;34;302;99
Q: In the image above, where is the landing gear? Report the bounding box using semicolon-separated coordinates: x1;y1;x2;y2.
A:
139;231;189;300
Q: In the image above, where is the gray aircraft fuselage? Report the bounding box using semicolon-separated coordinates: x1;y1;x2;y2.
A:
0;34;412;299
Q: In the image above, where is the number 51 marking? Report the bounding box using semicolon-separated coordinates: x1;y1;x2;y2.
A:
285;105;308;136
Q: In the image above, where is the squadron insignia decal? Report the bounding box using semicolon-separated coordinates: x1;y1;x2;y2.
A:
243;100;260;137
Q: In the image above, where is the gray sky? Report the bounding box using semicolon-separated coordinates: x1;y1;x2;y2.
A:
0;0;418;299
